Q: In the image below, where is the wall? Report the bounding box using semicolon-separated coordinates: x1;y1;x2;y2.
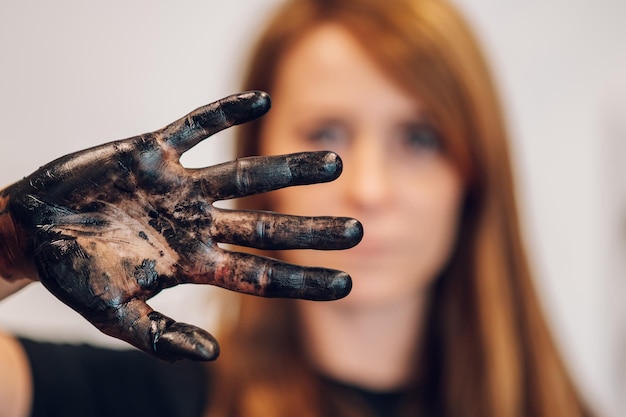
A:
450;1;626;415
0;0;283;347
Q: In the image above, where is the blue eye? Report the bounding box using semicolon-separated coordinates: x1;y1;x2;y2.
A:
309;128;337;142
404;124;441;151
306;124;348;146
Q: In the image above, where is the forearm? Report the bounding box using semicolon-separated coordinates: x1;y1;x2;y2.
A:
0;330;32;417
0;191;33;414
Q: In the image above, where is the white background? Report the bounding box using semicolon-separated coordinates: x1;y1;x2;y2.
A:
0;1;624;416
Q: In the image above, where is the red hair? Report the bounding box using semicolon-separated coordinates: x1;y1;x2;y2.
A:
208;1;594;416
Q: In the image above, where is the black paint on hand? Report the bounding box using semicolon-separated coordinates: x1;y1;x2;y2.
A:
0;91;363;361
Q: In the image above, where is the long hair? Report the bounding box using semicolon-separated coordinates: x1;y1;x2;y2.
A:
208;0;593;416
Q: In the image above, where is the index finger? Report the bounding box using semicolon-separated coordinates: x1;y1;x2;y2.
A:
194;151;344;200
160;91;271;157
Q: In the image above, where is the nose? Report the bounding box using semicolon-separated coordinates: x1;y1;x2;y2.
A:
341;134;391;211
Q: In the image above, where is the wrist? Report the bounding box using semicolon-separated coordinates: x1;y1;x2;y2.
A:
0;196;33;282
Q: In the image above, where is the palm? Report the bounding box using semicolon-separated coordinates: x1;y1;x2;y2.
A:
1;91;362;361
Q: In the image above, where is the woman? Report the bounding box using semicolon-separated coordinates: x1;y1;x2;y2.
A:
0;0;594;416
209;0;594;416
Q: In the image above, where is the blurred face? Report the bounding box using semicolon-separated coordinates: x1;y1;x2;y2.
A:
259;23;464;308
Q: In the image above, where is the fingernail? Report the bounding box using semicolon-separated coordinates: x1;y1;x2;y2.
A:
156;323;220;362
343;218;364;248
327;271;352;300
224;91;271;124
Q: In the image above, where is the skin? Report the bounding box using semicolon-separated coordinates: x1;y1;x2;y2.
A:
0;91;363;362
259;24;464;389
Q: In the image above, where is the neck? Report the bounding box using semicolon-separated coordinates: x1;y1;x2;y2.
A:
297;291;429;391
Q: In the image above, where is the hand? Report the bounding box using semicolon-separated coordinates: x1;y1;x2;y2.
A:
0;91;362;361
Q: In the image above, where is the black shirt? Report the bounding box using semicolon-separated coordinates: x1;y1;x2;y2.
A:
20;338;421;417
20;338;208;417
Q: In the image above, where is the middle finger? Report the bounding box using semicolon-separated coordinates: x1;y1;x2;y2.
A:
210;208;363;250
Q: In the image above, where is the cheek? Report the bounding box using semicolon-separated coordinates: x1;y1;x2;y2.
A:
403;166;464;271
